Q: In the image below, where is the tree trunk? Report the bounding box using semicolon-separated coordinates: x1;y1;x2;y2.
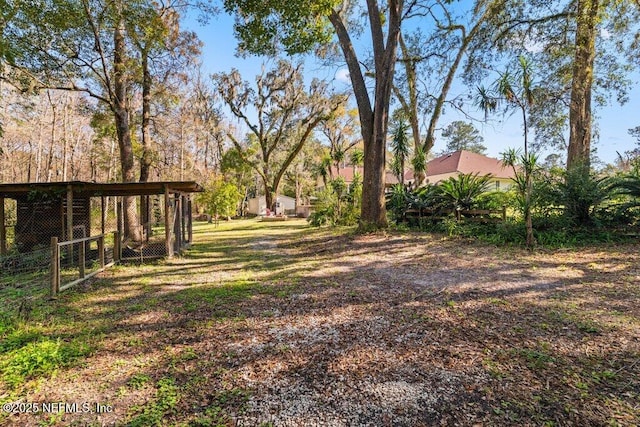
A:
140;51;153;183
35;116;44;181
113;13;141;241
329;1;403;229
566;0;598;223
264;180;274;213
396;34;424;185
139;51;153;228
61;97;69;181
46;92;57;183
567;0;598;171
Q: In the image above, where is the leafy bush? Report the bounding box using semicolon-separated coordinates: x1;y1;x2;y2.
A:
438;173;493;210
386;184;410;222
555;165;612;226
198;176;243;219
613;172;640;202
308;175;361;227
476;190;518;211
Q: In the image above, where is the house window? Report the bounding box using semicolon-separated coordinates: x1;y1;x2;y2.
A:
495;181;500;190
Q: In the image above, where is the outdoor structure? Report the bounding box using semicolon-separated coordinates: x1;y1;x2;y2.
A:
0;181;203;259
247;195;296;216
424;150;516;190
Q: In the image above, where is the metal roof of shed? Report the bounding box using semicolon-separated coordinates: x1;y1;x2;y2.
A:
0;181;203;199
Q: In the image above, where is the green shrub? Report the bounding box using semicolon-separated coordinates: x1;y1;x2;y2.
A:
386;184;410;222
555;165;612;226
439;173;493;210
476;190;518;211
308;175;361;227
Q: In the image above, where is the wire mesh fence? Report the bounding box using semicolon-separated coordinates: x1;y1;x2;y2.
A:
0;247;52;305
52;234;113;294
1;192;194;305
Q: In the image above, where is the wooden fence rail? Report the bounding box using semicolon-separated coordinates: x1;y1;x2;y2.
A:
50;231;119;297
405;206;507;223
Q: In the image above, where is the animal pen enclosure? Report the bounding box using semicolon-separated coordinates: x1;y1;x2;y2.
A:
0;181;203;296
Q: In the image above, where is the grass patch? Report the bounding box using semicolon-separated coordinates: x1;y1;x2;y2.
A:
189;389;251;427
127;373;152;390
0;338;94;388
128;377;180;426
1;219;638;425
171;279;260;308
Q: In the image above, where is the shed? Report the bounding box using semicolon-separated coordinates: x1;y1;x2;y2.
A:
0;181;203;258
247;195;296;216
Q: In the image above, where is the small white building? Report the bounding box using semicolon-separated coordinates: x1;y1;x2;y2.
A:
246;195;296;216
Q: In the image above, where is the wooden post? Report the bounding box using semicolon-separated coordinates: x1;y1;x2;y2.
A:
455;208;461;221
187;197;193;244
50;237;59;297
113;231;121;263
101;196;106;235
502;205;507;222
78;239;85;279
174;194;182;253
145;195;151;241
0;197;6;256
181;195;187;245
66;185;74;263
116;197;123;240
66;185;73;240
98;235;105;268
164;186;172;258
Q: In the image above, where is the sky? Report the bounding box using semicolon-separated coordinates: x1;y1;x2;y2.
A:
183;9;640;166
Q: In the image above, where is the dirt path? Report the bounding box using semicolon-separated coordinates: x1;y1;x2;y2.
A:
2;219;639;426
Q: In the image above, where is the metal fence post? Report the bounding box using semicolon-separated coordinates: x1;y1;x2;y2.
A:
50;237;59;297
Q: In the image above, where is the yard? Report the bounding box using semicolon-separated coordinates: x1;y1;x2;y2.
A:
1;219;639;426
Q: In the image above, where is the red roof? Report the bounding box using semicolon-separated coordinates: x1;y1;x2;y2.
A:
426;150;515;179
331;166;413;186
330;166;357;182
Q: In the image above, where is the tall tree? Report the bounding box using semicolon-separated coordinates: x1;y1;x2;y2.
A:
440;121;486;155
389;120;410;185
393;0;505;185
126;1;201;183
477;55;539;247
2;0;208;239
4;0;137;238
214;60;345;210
320;104;359;177
566;0;599;172
223;0;405;228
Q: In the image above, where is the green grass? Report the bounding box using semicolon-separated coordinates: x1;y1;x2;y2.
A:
0;337;94;388
128;377;180;426
1;218;638;425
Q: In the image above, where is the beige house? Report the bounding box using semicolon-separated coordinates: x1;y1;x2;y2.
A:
424;150;516;191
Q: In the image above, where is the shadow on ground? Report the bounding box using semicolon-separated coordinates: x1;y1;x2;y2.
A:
1;219;639;426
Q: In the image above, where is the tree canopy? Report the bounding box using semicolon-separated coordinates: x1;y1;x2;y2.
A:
440;121;486;155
